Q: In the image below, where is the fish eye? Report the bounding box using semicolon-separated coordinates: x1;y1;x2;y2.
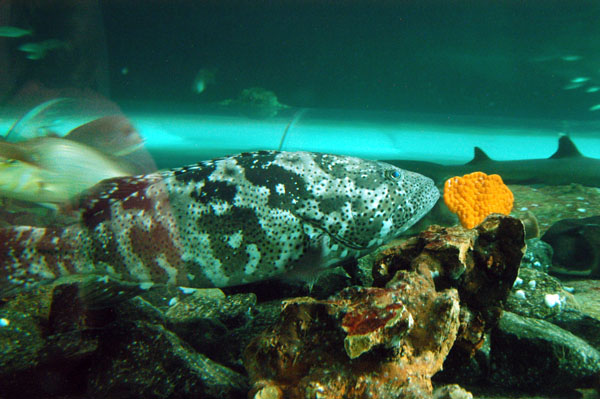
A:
386;170;401;180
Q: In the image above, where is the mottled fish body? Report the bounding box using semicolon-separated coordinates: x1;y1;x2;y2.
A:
1;151;439;295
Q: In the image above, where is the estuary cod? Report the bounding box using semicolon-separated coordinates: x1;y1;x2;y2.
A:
0;151;439;295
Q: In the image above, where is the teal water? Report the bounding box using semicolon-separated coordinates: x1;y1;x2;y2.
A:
2;1;599;163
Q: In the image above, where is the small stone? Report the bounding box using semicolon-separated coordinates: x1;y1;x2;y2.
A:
515;290;527;300
513;277;523;287
0;318;9;327
433;384;474;399
544;293;561;308
576;208;587;213
254;384;283;399
528;280;536;290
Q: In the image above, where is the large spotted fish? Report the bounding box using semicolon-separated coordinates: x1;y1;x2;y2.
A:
0;151;439;295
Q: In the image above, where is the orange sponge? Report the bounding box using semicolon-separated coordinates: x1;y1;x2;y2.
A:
444;172;514;229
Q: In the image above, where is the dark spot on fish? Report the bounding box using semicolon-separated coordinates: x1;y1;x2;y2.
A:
319;196;349;214
197;207;263;275
244;163;309;209
174;163;215;184
191;180;237;205
223;166;237;177
90;228;129;274
284;154;303;165
353;173;381;190
330;198;384;248
256;150;275;158
80;177;157;227
313;153;348;176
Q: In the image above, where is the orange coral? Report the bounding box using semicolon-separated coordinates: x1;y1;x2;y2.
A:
444;172;513;229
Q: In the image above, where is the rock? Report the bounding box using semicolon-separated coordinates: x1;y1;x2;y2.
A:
114;295;166;325
245;278;460;399
432;384;473;399
0;282;104;398
433;332;491;387
165;289;264;370
0;282;249;399
506;267;579;319
0;214;532;399
541;216;600;278
88;320;248;399
520;237;553;273
373;214;524;358
567;279;600;320
548;308;600;352
0;307;45;372
489;311;600;393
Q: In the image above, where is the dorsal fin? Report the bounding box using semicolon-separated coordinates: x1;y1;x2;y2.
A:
550;135;582;159
466;147;492;165
65;115;144;156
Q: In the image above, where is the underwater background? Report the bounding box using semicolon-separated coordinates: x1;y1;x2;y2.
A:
0;1;600;399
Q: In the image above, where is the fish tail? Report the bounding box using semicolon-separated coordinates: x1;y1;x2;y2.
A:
0;225;91;297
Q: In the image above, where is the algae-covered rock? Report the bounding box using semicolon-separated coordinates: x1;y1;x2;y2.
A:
489;311;600;393
0;308;45;372
506;267;579;319
87;320;247;398
165;289;261;370
0;281;251;399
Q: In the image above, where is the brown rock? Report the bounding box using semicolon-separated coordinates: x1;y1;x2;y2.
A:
433;384;473;399
245;276;460;398
374;214;524;356
244;214;525;399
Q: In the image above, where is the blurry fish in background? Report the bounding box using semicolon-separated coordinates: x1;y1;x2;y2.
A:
0;26;32;38
530;52;600;112
0;136;136;204
18;39;68;60
64;115;144;156
5;98;135;145
0;98;154;206
192;68;217;94
220;87;290;119
5;98;80;141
